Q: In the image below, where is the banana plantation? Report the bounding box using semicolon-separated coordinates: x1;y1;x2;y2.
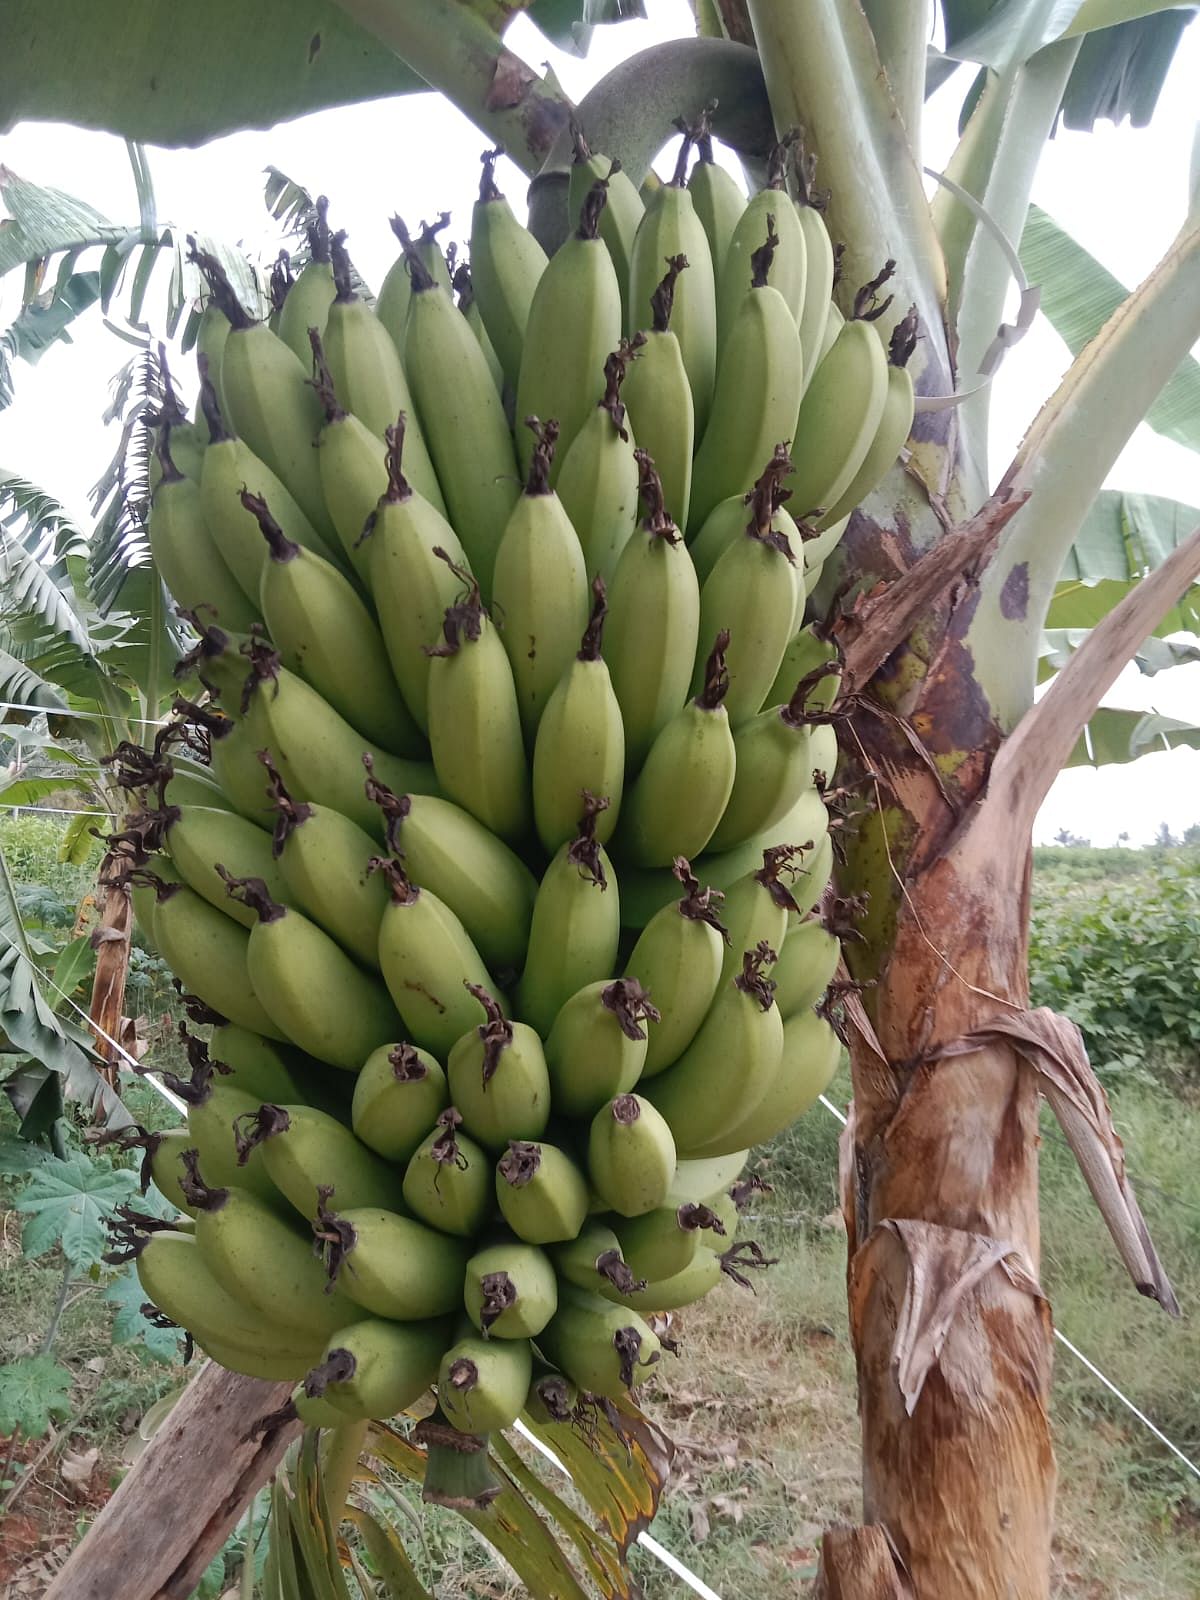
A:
1;2;1199;1596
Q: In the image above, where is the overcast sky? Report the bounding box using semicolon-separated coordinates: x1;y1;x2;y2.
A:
1;0;1197;844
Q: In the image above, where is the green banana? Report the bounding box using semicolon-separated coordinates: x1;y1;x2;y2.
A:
810;722;839;787
276;197;337;365
567;130;644;330
687;120;746;310
555;338;642;586
190;243;332;540
718;138;807;341
464;1241;558;1339
161;802;288;929
219;870;401;1069
373;857;500;1058
620;256;694;531
453;260;505;394
146;1127;196;1215
587;1094;677;1218
531;578;626;855
536;1286;661;1399
470;147;549;389
395;219;520;599
149;428;259;633
551;1221;641;1297
195;301;230;415
623;858;729;1077
196;361;342;600
403;1111;492;1237
192;698;277;831
181;1157;368;1340
236;1102;407;1219
363;759;536;975
439;1328;533;1434
205;1023;311;1103
516;176;623;481
199;1338;317;1382
820;309;918;527
308;346;391;585
642;944;783;1157
492;418;590;741
629;1247;723;1313
793;143;836;386
763;623;842;716
618;630;736;867
784;270;892;519
525;1363;578;1424
603;452;701;770
545;977;660;1119
376;211;453;351
308;1317;448;1422
352;1042;449;1163
363;419;472;734
495;1140;590;1245
246;489;424;758
425;553;531;846
312;1195;467;1320
688;218;804;537
664;1151;750;1208
716;846;806;989
628;127;717;435
711;1006;841;1152
609;1203;717;1282
773;913;843;1019
447;986;551;1150
516;796;620;1036
261;755;388;970
707;682;817;854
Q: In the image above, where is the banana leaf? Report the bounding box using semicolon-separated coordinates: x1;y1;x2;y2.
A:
1049;491;1200;635
1065;706;1200;765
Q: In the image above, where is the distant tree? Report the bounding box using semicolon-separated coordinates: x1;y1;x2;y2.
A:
1182;823;1200;846
1117;831;1131;846
1055;828;1092;848
1154;822;1180;848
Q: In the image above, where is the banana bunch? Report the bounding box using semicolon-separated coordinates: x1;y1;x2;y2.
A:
115;126;908;1483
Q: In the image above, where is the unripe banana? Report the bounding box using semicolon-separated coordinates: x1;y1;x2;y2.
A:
696;1189;739;1252
536;1286;661;1399
189;244;332;540
181;1157;368;1340
618;631;736;867
763;624;842;716
195;302;230;416
403;1110;492;1238
495;1140;590;1245
205;1023;310;1104
464;1241;558;1339
688;468;804;591
587;1094;677;1218
718;138;807;340
150;417;203;489
643;944;784;1157
567;131;644;330
276;197;337;365
793;144;836;387
308;1317;448;1422
550;1221;641;1297
146;1127;196;1215
627;130;717;435
394;223;521;600
620;257;693;531
425;553;531;845
308;354;392;585
623;858;729;1077
773;915;842;1019
312;1194;467;1320
149;429;259;633
363;419;472;734
376;211;454;350
820;310;918;527
516;177;623;481
194;698;277;831
446;985;550;1150
688;220;804;538
219;870;401;1069
352;1043;448;1164
453;260;505;394
717;846;807;989
525;1363;578;1424
630;1246;724;1313
373;857;501;1059
199;1339;317;1382
555;339;642;585
713;1006;841;1152
784;270;892;519
532;579;625;854
516;797;620;1036
492;419;590;741
663;1151;750;1208
707;679;820;853
816;299;844;368
439;1328;533;1434
363;759;536;975
810;722;839;786
245;489;424;758
140;873;286;1038
470;147;549;389
612;1204;718;1283
545;977;660;1119
161;802;288;929
687;121;746;307
236;1102;407;1219
196;362;342;599
603;452;701;770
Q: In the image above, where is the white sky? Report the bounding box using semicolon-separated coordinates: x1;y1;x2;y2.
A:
0;0;1197;844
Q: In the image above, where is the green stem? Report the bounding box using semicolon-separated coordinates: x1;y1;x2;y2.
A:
969;213;1200;727
330;0;571;174
861;0;933;153
41;1259;72;1354
319;1417;368;1526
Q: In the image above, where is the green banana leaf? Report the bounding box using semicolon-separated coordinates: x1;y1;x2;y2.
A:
1048;490;1200;634
1040;628;1200;679
1021;206;1200;455
1066;706;1200;765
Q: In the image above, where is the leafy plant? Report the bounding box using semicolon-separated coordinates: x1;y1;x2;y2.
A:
0;1353;73;1439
